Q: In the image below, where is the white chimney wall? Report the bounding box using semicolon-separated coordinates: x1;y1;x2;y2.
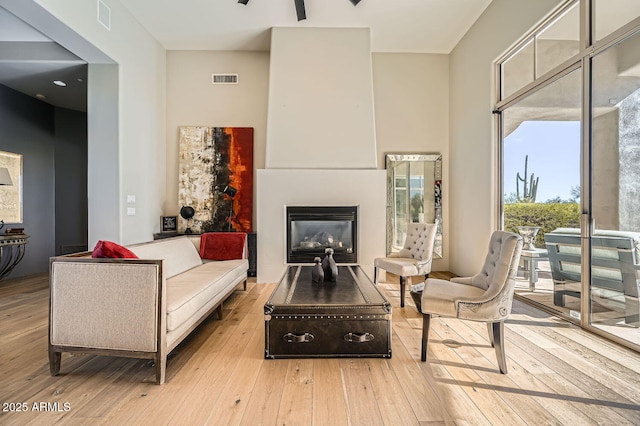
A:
258;27;386;283
266;27;377;169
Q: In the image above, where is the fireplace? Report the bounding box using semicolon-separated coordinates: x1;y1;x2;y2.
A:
286;206;358;263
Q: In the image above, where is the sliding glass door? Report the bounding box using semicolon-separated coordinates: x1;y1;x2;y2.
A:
496;1;640;350
589;29;640;345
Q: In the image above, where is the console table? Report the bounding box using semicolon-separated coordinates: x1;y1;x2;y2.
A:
0;234;29;280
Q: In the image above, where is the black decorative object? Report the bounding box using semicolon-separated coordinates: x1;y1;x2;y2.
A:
349;0;362;5
222;185;238;231
322;248;338;282
180;206;195;234
238;0;249;4
223;185;238;197
312;257;324;283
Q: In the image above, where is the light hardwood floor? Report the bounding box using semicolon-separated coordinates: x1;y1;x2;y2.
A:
1;272;639;425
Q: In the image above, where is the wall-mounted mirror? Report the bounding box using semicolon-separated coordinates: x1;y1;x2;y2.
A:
385;153;442;258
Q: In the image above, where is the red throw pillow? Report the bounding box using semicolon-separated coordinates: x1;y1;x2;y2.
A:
200;232;246;261
91;240;139;259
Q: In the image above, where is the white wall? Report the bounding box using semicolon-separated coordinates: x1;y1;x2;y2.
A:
165;50;270;221
449;0;563;276
266;27;377;169
8;0;167;246
372;52;450;271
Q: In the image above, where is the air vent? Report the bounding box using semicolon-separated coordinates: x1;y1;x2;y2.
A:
97;0;111;31
212;74;239;84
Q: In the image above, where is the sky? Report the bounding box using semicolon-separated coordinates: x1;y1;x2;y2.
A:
504;121;581;202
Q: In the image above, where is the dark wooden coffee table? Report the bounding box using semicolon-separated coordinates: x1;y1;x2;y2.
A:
264;265;392;358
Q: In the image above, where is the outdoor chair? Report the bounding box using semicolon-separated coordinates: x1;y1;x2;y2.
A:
545;228;640;326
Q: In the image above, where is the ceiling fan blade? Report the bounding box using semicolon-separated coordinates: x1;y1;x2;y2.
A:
294;0;306;21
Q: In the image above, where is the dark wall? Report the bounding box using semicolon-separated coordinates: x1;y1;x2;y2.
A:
54;108;87;254
0;85;87;278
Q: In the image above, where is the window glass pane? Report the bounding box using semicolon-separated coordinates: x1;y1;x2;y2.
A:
503;69;582;320
591;29;640;343
536;3;580;76
501;39;534;99
594;0;640;42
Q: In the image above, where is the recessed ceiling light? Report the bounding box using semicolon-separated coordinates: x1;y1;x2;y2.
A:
53;80;67;87
35;93;46;100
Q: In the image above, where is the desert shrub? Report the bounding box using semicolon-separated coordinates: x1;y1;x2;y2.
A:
504;203;580;248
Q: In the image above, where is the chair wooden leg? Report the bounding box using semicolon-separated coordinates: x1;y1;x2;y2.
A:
373;267;378;284
421;314;431;362
399;276;412;308
486;323;495;347
492;321;508;374
49;350;61;376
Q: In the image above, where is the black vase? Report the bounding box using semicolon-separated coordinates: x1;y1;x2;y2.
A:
312;257;324;283
321;248;338;282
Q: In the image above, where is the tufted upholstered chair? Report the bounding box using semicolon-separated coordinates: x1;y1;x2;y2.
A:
416;230;522;374
374;223;437;307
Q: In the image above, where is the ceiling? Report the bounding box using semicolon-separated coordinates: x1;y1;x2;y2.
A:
119;0;493;53
0;0;494;112
0;7;87;111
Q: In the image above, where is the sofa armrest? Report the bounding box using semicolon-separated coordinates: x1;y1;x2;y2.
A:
49;258;164;353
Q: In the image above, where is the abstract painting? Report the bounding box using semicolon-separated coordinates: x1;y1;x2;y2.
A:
178;127;253;233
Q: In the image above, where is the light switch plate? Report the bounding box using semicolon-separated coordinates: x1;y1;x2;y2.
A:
127;195;136;203
127;207;136;216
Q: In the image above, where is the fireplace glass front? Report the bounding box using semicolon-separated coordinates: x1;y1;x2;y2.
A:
287;206;357;263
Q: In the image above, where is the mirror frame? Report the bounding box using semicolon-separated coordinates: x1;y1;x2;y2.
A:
385;153;442;258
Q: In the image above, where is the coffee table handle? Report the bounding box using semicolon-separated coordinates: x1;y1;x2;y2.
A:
344;332;374;343
283;332;314;343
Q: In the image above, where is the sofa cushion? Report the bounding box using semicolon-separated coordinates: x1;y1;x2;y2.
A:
165;259;248;331
128;237;202;279
200;232;246;260
91;240;139;259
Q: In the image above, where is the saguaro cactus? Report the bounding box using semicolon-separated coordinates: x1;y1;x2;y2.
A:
516;155;539;203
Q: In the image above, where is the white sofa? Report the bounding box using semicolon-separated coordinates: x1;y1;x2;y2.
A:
48;234;249;384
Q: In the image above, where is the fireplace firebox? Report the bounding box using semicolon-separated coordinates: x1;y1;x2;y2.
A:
286;206;358;263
